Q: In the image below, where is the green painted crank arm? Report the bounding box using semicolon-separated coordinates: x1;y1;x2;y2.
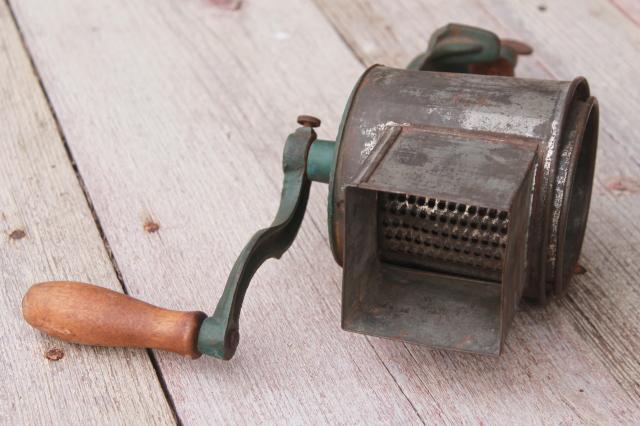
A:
407;23;531;75
197;126;316;360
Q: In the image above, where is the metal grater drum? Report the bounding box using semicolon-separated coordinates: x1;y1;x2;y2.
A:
329;66;598;305
379;193;508;282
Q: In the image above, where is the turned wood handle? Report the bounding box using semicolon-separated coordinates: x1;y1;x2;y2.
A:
22;281;207;358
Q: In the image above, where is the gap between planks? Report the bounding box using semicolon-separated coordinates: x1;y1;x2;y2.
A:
9;0;640;423
8;0;427;424
0;0;177;423
4;0;187;423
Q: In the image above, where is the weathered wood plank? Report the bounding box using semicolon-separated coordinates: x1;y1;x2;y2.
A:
312;0;640;421
0;2;176;425
609;0;640;26
469;0;640;404
11;0;640;423
8;0;426;424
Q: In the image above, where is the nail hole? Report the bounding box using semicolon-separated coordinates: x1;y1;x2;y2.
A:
9;229;26;240
45;347;64;361
143;219;160;233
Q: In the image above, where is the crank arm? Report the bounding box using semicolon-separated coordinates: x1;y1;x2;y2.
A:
197;123;316;359
407;23;532;76
22;118;318;360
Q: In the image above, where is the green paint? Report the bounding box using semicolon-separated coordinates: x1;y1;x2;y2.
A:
197;127;316;359
408;23;518;72
306;139;335;184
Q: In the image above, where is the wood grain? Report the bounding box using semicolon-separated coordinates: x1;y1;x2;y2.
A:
8;0;422;424
7;0;640;423
0;2;176;424
23;281;207;358
609;0;640;26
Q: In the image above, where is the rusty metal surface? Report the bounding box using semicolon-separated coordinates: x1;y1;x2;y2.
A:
329;65;597;302
363;125;537;209
547;98;599;294
378;191;508;282
339;121;535;353
297;114;321;128
407;23;532;77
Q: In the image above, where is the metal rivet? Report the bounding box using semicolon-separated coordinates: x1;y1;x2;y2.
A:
297;115;321;128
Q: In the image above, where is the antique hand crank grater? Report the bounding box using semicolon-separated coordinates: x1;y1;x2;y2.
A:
23;24;599;359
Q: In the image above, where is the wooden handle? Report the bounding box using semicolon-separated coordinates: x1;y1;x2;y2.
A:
22;281;207;358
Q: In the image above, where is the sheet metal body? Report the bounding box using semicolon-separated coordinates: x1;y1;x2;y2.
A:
341;124;536;354
329;66;598;303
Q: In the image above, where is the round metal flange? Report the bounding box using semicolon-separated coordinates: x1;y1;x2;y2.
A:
552;98;599;293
